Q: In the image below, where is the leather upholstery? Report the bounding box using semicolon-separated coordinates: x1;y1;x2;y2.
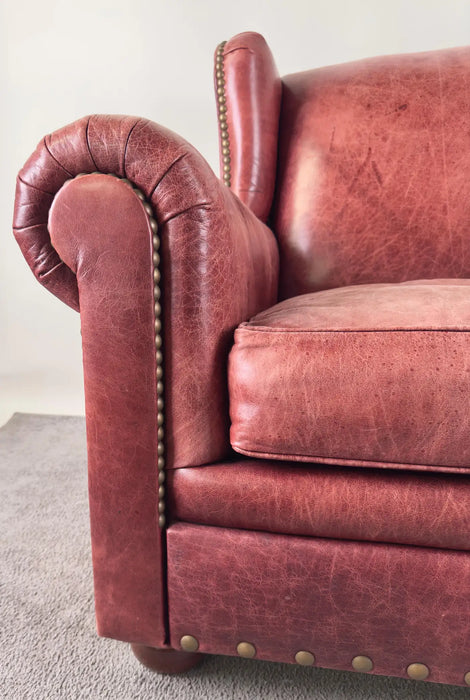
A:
14;114;277;648
217;32;281;221
12;35;470;688
14;115;279;470
273;46;470;298
167;523;470;686
229;280;470;472
50;174;166;647
168;458;470;551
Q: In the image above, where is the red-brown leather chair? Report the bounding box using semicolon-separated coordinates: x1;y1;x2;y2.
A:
13;32;470;687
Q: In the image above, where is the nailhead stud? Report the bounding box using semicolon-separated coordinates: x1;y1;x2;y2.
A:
352;655;374;672
180;635;199;652
237;642;256;658
406;663;429;681
295;651;315;666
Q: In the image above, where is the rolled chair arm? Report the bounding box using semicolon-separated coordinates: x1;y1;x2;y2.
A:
13;115;279;648
14;114;279;468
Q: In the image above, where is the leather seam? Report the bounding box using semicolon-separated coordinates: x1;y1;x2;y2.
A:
163;202;212;225
13;222;48;232
149;152;188;202
123;118;145;177
85;116;99;171
232;445;469;473
17;175;56;197
224;46;256;56
44;137;74;177
38;260;67;280
237;326;470;333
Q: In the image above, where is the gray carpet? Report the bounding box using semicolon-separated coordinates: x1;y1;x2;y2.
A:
1;413;469;700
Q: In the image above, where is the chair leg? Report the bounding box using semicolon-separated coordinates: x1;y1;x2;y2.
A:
131;643;203;674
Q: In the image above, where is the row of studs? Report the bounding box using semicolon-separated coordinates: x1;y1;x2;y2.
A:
146;182;166;531
179;635;470;684
73;173;166;528
215;41;231;187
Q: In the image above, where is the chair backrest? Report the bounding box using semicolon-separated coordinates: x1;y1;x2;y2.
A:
218;34;470;299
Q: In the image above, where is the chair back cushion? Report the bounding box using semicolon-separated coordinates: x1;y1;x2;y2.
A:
273;46;470;298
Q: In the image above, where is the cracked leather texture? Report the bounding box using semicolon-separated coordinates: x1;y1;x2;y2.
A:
168;458;470;551
167;523;470;686
229;280;470;471
49;174;166;647
13;115;278;646
274;46;470;298
14;115;279;470
218;32;281;222
13;40;470;684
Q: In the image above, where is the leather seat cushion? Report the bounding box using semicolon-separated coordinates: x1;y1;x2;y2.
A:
229;280;470;473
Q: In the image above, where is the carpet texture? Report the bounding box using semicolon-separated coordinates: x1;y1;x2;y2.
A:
2;413;469;700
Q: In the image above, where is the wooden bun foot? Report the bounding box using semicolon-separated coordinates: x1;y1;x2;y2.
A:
131;643;203;674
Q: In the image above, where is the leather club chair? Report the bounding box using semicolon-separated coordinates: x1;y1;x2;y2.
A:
13;31;470;687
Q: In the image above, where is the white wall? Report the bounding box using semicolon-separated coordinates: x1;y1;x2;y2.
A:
1;0;469;424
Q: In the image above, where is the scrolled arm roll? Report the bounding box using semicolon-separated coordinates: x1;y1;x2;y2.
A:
13;114;279;469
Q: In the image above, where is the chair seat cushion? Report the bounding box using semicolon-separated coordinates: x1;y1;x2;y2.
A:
229;280;470;472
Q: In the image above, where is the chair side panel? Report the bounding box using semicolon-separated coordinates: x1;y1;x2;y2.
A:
167;523;470;686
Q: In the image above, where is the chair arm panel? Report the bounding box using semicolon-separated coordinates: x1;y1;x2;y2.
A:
49;174;166;646
13;115;279;645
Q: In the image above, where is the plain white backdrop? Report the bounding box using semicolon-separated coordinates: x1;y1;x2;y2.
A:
1;0;470;425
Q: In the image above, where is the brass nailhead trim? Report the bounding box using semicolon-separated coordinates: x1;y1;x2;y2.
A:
216;40;231;188
122;179;166;528
237;641;256;658
150;203;165;529
352;655;374;672
180;635;199;652
464;671;470;686
406;662;429;681
295;650;315;666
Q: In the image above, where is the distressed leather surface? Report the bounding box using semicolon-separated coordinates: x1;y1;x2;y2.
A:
50;175;166;647
168;458;470;551
14;115;279;470
14;114;278;646
167;523;470;686
229;280;470;471
13;42;470;686
218;32;281;221
274;46;470;298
